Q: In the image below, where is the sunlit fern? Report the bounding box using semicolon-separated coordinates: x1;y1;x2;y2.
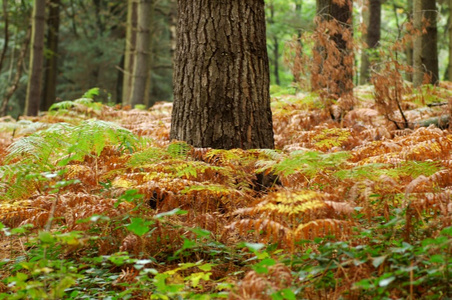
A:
227;190;353;249
256;150;350;178
1;120;140;200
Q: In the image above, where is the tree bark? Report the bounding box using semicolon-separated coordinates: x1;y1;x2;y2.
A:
313;0;354;101
360;0;381;85
24;0;46;116
413;0;423;87
129;0;152;107
41;0;60;111
122;0;138;106
0;0;9;73
170;0;274;150
1;27;31;116
422;0;438;85
405;0;413;82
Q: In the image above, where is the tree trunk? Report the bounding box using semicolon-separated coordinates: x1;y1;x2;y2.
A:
360;0;381;85
170;0;274;150
122;0;138;106
413;0;423;87
405;0;413;82
0;0;9;73
129;0;152;107
1;26;31;116
312;0;354;101
268;4;280;86
422;0;438;85
41;0;60;111
24;0;46;116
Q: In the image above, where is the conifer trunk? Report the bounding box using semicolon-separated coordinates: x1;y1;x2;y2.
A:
41;0;60;111
24;0;46;116
170;0;274;150
422;0;438;85
129;0;152;107
122;0;138;106
360;0;381;85
413;0;423;87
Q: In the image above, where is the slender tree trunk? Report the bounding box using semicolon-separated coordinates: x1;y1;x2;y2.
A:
170;0;274;150
24;0;46;116
413;0;423;87
1;27;31;116
41;0;60;111
129;0;152;107
405;0;414;82
0;0;9;73
268;4;280;85
422;0;438;85
122;0;138;106
273;37;281;85
360;0;381;85
169;0;177;60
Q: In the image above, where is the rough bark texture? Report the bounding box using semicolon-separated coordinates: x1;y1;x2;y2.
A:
24;0;46;116
360;0;381;85
122;0;138;106
130;0;152;107
170;0;274;150
421;0;438;85
41;0;60;111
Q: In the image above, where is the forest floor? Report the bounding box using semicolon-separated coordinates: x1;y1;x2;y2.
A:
0;84;451;299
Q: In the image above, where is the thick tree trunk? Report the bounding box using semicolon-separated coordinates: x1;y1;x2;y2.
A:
313;0;354;101
422;0;438;85
41;0;60;111
360;0;381;85
24;0;46;116
170;0;274;150
129;0;152;107
122;0;138;106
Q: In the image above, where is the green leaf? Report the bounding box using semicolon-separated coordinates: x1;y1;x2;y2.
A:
429;254;445;264
242;242;265;253
378;276;395;287
38;231;55;244
272;288;296;300
372;255;387;268
253;258;276;274
155;208;187;219
126;218;154;236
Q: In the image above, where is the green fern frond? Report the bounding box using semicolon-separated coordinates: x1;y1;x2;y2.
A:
127;147;169;166
257;150;350;178
167;141;192;158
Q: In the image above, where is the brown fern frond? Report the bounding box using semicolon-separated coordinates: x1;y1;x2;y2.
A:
295;219;352;240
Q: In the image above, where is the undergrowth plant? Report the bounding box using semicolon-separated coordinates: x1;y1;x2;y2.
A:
0;86;451;299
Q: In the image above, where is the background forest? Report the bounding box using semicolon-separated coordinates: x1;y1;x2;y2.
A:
0;0;452;299
2;0;451;117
